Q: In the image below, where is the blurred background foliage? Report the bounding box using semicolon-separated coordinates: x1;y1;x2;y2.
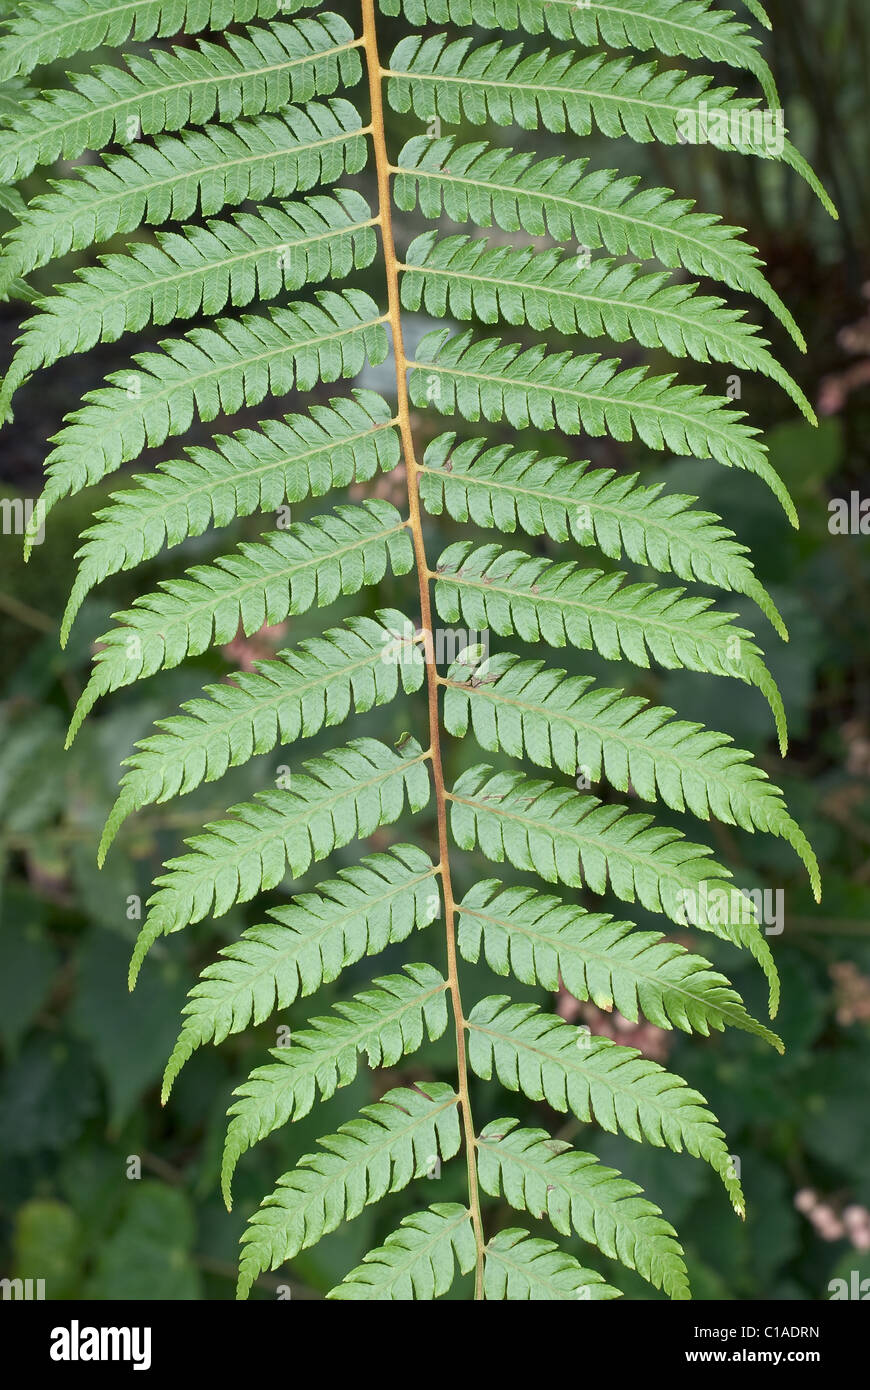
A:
1;0;869;1300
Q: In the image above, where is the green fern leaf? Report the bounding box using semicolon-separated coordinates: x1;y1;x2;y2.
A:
394;136;804;346
237;1081;460;1296
0;16;362;185
410;330;796;524
129;734;431;983
225;985;449;1204
3;0;827;1301
738;0;771;31
0;0;308;81
449;765;779;1010
101;610;422;855
35;290;387;530
387;34;833;212
69;500;412;742
468;996;744;1210
379;0;778;107
3;191;378;414
402;233;814;422
0;100;365;297
327;1202;475;1300
477;1117;689;1299
434;542;787;748
483;1227;620;1300
163;845;439;1094
61;389;397;642
443;651;818;891
418;433;785;636
457;881;782;1049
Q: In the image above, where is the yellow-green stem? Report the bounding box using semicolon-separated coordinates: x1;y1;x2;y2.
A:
360;0;487;1300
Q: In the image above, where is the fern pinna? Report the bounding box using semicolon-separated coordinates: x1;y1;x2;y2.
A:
1;0;831;1300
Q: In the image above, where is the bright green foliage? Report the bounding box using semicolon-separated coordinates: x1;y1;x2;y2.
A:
393;136;804;345
380;0;778;106
130;735;431;981
1;0;828;1300
327;1203;475;1298
482;1228;620;1300
65;503;411;772
221;968;450;1207
236;1081;460;1296
62;391;398;641
467;996;744;1210
0;0;312;81
443;652;818;887
162;844;440;1094
476;1118;690;1298
449;763;779;1010
456;882;783;1049
402;233;814;421
0;17;362;184
0;102;367;299
2;192;378;413
419;434;786;634
36;290;388;526
434;541;788;749
411;330;796;523
103;610;422;847
386;33;832;212
69;500;412;738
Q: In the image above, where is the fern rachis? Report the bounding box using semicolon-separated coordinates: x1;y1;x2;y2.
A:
2;0;830;1300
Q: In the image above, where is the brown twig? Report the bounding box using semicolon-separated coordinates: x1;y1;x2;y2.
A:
361;0;487;1299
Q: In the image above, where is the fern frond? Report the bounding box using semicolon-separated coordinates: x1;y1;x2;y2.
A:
162;844;439;1095
0;16;362;185
61;390;398;643
101;611;421;857
129;735;431;983
483;1227;620;1300
225;987;450;1206
0;0;308;81
418;434;785;637
394;136;804;347
379;0;778;107
70;500;412;742
449;765;779;1010
386;35;833;212
402;234;814;422
409;331;796;525
457;881;782;1049
0;100;365;297
435;542;787;749
443;652;818;891
477;1117;689;1299
468;996;744;1210
737;0;771;30
0;184;25;217
0;70;34;126
3;0;827;1301
327;1202;475;1300
3;191;378;414
36;289;388;532
236;1081;459;1296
